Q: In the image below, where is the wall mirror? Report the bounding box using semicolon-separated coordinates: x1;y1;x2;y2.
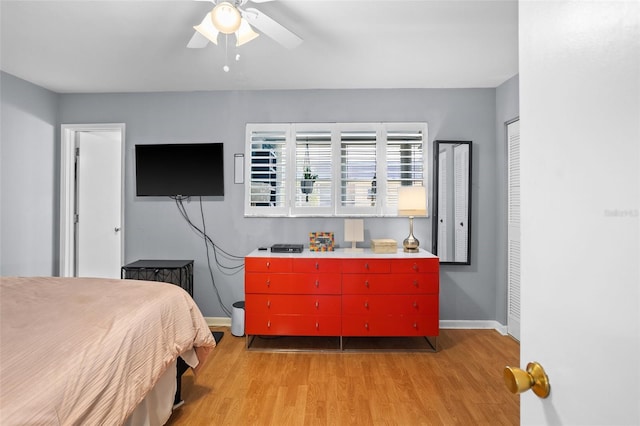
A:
432;140;472;265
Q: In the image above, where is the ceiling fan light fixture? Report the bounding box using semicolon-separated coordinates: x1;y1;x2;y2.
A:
211;2;242;34
236;18;260;46
193;12;219;45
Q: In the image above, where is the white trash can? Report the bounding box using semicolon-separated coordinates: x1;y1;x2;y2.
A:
231;301;245;337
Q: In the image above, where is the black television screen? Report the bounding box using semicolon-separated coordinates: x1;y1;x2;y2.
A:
135;143;224;196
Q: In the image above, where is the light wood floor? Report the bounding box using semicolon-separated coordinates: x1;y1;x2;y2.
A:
167;327;519;426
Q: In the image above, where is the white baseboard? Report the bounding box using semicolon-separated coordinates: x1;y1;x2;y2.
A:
206;317;231;327
206;317;508;335
440;320;508;335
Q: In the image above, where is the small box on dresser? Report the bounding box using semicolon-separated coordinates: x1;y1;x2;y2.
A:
370;239;398;253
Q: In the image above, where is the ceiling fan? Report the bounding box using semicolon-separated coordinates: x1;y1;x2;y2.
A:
187;0;303;50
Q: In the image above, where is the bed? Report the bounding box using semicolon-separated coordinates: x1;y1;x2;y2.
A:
0;276;216;425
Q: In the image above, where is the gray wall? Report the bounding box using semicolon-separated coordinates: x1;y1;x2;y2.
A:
1;72;59;276
1;71;520;323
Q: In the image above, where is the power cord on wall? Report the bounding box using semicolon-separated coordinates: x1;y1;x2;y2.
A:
172;195;244;317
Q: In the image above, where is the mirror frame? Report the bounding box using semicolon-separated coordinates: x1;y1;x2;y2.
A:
432;140;472;265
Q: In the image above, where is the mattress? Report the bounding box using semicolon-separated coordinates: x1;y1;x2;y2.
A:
0;276;216;425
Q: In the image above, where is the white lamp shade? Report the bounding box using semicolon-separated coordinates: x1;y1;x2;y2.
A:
397;186;427;216
193;12;219;45
211;2;242;34
344;219;365;242
236;19;260;46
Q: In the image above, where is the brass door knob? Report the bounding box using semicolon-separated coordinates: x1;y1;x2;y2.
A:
504;362;550;398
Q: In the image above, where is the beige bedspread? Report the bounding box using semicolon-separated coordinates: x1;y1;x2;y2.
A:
0;276;216;425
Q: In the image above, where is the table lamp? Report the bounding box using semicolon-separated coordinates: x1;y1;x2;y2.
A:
397;186;427;253
344;219;364;252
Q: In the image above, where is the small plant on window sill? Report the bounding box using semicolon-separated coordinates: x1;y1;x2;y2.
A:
301;166;318;198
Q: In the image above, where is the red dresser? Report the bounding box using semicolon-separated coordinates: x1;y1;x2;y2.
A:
245;249;439;349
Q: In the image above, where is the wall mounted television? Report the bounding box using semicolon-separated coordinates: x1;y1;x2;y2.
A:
135;143;224;197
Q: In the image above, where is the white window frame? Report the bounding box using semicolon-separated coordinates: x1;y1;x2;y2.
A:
244;122;428;217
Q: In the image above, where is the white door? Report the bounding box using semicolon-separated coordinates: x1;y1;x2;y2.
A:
76;131;122;278
519;2;639;424
59;124;124;279
507;120;520;341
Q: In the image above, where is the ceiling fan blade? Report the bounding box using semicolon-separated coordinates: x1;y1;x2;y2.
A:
188;31;211;48
243;7;302;49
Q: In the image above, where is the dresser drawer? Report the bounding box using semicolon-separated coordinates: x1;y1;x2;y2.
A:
246;314;341;336
291;273;341;293
245;257;292;273
341;314;439;337
385;273;439;294
246;294;341;315
342;274;390;293
340;259;390;274
246;273;341;294
292;258;342;273
245;273;293;293
342;274;437;294
342;295;437;315
390;258;439;274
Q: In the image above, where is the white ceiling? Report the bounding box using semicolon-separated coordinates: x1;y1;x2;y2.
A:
0;0;518;93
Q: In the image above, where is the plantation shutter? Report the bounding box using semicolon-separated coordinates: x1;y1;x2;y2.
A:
292;126;334;214
338;127;378;215
383;126;426;215
244;124;289;216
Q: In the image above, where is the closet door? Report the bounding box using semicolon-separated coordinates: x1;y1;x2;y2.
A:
507;119;521;340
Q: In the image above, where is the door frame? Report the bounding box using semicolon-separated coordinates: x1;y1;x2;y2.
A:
59;123;126;277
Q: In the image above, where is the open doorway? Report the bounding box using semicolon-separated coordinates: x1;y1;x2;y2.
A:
59;123;125;278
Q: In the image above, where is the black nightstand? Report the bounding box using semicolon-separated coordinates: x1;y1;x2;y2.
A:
121;259;194;297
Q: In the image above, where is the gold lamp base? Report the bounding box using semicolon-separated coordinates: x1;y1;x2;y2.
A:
403;240;420;253
403;217;420;253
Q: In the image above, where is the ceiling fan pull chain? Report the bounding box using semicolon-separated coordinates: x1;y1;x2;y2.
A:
223;35;230;72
